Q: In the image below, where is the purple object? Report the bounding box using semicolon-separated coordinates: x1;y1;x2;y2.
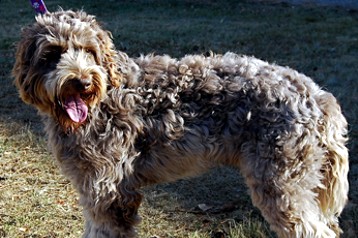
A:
30;0;48;14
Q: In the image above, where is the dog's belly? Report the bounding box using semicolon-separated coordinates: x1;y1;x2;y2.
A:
132;117;247;186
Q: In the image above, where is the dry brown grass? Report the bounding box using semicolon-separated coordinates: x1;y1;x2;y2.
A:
1;0;357;237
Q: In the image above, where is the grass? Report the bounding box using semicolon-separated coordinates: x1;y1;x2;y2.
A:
0;0;357;237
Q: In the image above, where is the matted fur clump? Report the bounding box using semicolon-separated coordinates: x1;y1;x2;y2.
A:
13;10;349;238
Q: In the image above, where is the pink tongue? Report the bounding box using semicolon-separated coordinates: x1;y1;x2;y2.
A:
63;95;88;123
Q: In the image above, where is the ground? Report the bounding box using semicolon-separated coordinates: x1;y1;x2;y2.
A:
0;0;357;237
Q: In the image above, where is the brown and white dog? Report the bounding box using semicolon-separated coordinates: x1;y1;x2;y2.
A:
13;10;349;238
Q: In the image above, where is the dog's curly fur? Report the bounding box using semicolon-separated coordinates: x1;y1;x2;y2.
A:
13;10;349;238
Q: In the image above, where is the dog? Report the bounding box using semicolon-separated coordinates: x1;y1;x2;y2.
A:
13;10;349;238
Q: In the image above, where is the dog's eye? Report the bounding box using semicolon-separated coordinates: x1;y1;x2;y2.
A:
41;46;63;62
38;46;63;71
43;51;61;62
84;48;98;63
84;48;96;56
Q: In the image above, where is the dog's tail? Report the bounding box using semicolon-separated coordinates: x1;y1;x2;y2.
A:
315;91;349;230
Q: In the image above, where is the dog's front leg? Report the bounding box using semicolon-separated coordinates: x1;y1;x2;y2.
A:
82;189;142;238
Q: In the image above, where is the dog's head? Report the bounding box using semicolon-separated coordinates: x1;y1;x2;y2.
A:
13;10;122;131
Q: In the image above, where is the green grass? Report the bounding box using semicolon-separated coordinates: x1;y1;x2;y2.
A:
0;0;357;237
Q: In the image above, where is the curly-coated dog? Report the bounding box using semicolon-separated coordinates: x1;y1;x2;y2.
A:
13;10;349;238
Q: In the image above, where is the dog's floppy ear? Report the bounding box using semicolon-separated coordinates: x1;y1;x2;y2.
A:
12;27;39;105
96;29;122;88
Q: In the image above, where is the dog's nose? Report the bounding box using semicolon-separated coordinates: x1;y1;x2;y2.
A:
73;78;92;91
81;79;92;89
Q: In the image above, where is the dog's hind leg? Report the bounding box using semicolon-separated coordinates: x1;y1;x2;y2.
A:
237;136;339;238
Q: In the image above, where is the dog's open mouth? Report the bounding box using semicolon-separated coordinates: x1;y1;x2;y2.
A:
63;94;88;123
